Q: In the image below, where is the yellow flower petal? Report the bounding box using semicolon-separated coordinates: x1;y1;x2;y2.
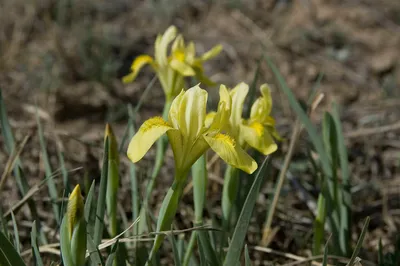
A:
205;112;216;128
204;133;257;174
122;55;154;84
127;117;175;163
155;26;177;67
170;85;207;142
208;85;232;132
170;58;196;76
230;82;249;135
172;35;185;53
241;122;277;155
260;83;272;115
67;185;84;238
200;44;223;61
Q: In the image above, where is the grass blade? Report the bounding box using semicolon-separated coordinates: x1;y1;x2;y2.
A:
84;180;96;237
31;221;44;266
169;233;182;266
127;105;139;222
94;137;109;246
346;217;370;266
263;55;332;179
0;230;26;266
0;90;46;243
105;240;119;266
36;112;60;224
10;212;20;254
197;229;220;266
244;245;252;266
224;156;270;266
105;124;120;237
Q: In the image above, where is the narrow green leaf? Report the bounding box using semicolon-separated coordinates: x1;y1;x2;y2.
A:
182;231;198;266
31;221;44;266
105;124;120;237
0;206;9;237
36;112;60;224
57;148;70;194
263;55;332;179
244;245;252;266
347;217;370;266
87;235;104;266
245;58;261;118
197;230;220;266
84;180;96;237
168;233;182;266
127;105;139;223
105;240;119;266
312;194;326;255
10;212;20;254
0;90;46;244
192;155;207;224
60;217;74;266
224;156;270;266
322;238;329;266
0;230;26;266
94;137;109;246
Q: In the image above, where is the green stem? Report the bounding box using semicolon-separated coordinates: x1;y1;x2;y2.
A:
192;155;207;224
182;231;197;266
147;172;188;264
222;165;239;231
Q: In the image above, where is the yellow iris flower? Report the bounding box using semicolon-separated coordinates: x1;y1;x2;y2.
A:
127;84;257;175
211;82;278;155
123;26;222;100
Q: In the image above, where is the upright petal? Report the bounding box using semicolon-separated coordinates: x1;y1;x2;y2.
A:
230;82;249;136
208;85;232;132
260;83;272;115
176;85;208;141
169;89;185;129
204;133;257;174
155;26;177;67
200;44;223;61
122;55;154;84
127;117;175;163
241;122;277;155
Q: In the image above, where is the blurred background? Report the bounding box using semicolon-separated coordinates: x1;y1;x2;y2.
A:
1;0;400;264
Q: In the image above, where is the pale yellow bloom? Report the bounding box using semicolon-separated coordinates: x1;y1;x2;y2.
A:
214;83;278;156
127;84;257;175
123;26;222;100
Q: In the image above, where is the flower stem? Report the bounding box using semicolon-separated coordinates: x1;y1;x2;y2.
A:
147;171;188;264
192;154;207;224
222;165;239;231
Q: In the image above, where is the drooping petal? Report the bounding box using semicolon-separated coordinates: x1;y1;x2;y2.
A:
155;26;177;67
127;117;175;163
122;55;154;84
200;44;223;61
241;122;277;155
170;58;196;76
204;133;257;174
230;82;249;135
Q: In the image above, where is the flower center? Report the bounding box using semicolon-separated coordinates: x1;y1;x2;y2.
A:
142;116;170;132
215;133;236;147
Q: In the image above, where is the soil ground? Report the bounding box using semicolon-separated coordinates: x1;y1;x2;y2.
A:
1;0;400;265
